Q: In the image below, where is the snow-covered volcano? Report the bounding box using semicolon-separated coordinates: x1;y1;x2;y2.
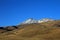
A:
21;18;38;24
21;18;54;24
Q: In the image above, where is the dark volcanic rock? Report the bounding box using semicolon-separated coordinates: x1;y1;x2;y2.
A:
4;26;17;31
0;26;18;33
0;27;4;29
12;26;18;29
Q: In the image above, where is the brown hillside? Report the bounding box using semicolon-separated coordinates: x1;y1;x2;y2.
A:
0;20;60;40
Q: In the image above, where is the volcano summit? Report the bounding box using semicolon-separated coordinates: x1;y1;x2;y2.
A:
21;18;54;24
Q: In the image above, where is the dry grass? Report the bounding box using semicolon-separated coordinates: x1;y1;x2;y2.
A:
0;20;60;40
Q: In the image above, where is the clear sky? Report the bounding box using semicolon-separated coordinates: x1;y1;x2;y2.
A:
0;0;60;26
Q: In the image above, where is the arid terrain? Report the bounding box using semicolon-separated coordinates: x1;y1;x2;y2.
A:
0;20;60;40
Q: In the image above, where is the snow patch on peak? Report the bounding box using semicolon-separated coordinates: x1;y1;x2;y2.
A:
21;18;54;25
21;18;38;24
38;18;54;23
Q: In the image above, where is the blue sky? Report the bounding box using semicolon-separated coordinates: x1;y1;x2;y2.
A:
0;0;60;26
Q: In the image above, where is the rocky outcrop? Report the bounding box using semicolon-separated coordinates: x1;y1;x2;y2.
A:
0;26;18;33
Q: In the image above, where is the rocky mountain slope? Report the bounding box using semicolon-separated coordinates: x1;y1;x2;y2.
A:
0;19;60;40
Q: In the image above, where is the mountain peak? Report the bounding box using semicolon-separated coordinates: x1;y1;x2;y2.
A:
21;18;38;24
21;18;54;25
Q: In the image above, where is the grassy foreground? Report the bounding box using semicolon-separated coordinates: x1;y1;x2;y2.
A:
0;20;60;40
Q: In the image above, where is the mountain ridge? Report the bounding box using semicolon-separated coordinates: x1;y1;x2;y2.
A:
0;18;60;40
21;18;54;25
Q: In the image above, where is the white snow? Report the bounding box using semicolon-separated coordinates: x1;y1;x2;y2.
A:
21;18;38;24
38;18;53;23
21;18;54;25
